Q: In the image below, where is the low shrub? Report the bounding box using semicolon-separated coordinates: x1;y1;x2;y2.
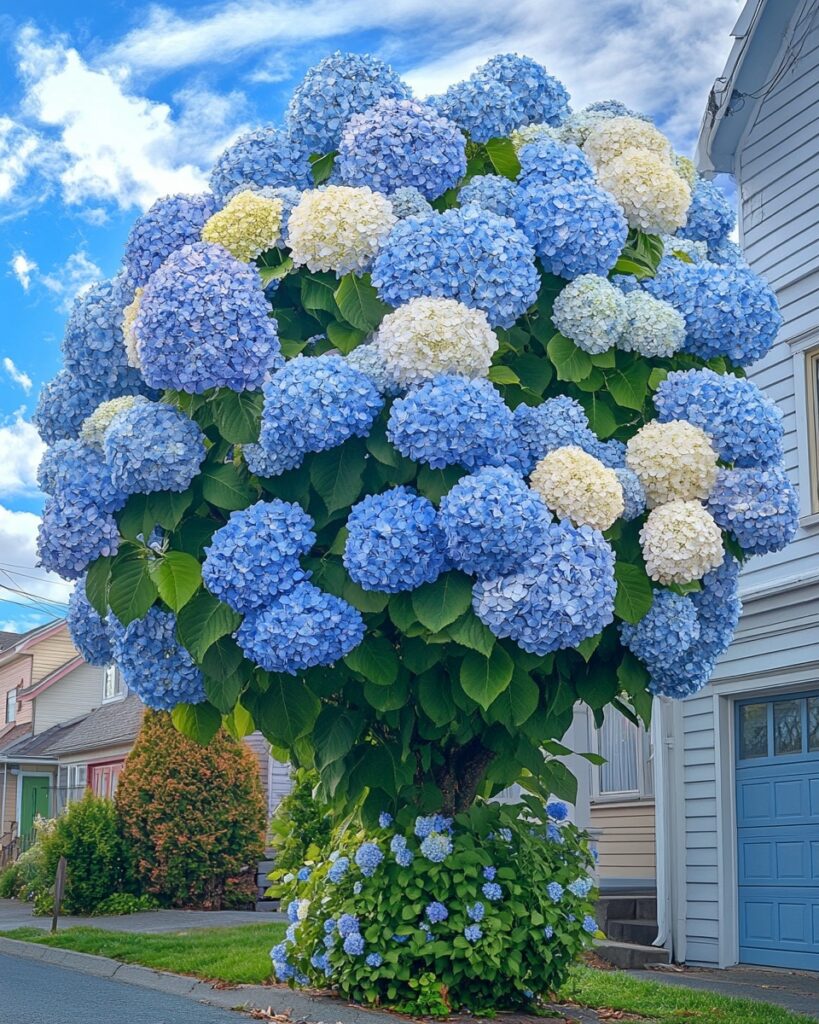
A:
0;863;19;898
270;799;599;1014
94;892;160;915
269;768;332;876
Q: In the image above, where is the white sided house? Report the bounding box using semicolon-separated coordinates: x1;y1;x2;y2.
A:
653;0;819;972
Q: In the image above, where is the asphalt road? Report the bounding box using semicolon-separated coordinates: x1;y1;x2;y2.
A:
0;953;243;1023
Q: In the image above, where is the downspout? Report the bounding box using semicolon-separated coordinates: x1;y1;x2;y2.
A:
1;761;6;834
652;701;673;954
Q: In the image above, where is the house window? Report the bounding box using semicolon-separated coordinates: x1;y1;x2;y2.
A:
102;665;125;703
5;687;16;724
55;763;88;814
592;709;654;800
807;345;819;514
90;762;123;799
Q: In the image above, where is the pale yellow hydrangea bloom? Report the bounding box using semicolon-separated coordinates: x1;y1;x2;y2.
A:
530;446;624;531
640;500;724;584
122;287;144;369
286;185;396;276
202;190;284;262
596;148;691;234
626;420;718;508
80;395;146;450
673;154;698;189
510;123;557;153
582;115;671;167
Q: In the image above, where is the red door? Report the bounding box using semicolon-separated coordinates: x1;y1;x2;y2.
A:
89;761;124;798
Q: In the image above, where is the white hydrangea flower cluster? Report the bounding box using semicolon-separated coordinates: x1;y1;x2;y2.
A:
673;155;697;189
626;420;718;507
201;190;284;262
596;149;691;234
640;500;724;584
122;287;143;369
552;275;626;354
582;116;671;167
375;297;498;385
619;291;686;358
510;123;556;152
661;234;707;262
79;395;147;450
530;446;624;531
286;185;397;276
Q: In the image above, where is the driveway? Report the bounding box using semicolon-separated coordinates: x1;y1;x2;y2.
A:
0;952;244;1024
0;898;284;933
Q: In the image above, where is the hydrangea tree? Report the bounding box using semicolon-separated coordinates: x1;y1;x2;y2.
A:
39;49;796;1008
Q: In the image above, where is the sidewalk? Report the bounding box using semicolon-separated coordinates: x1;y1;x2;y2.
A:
0;898;284;933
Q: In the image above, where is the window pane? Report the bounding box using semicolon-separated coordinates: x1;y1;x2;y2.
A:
599;712;639;793
774;699;803;755
808;697;819;753
740;703;768;759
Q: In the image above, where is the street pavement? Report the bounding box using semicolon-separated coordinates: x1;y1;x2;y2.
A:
0;952;244;1023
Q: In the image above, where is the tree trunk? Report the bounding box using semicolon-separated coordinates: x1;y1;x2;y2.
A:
436;739;495;815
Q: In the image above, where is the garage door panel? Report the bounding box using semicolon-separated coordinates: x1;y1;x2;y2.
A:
736;692;819;972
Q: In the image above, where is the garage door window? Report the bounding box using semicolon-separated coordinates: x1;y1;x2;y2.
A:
808;696;819;752
739;694;819;760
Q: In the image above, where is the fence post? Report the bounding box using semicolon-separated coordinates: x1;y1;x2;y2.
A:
51;856;66;934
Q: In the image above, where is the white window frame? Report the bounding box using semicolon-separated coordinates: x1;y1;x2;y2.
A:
102;665;125;703
590;708;654;803
5;687;16;724
790;331;819;526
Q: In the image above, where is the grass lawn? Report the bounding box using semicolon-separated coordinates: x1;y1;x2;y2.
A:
1;925;815;1023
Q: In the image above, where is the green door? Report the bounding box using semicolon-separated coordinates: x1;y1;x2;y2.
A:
20;776;50;843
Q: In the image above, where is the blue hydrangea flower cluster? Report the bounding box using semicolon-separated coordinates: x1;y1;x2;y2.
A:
438;467;551;577
45;439;126;514
371;207;539;328
458;174;524;223
415;814;453;837
109;607;206;709
135;242;282;393
354;842;384;877
467;901;485;922
420;832;453;863
464;924;482;943
517;138;594;190
512;396;622;473
654;368;784;467
343;487;447;592
103;401;205;495
122;193;216;290
482;881;503;901
247;355;382;477
286;52;412;155
235;582;365;675
679;178;736;245
202;500;316;612
644;258;782;365
388;186;432;219
431;78;520;143
615;468;647;520
34;369;150;446
546;801;569;821
568;877;594;898
67;579;113;666
328;857;350;883
337;98;466;199
62;277;137;387
387;375;526;472
425;901;449;924
209;127;311;204
708;467;799;554
36;498;120;581
620;591;700;673
547;882;564;902
473;520;616;655
519;180;628;278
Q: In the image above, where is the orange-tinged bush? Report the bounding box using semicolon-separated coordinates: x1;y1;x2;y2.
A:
115;710;266;909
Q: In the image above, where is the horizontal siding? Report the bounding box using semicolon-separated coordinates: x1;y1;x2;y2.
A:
0;658;32;727
33;664;104;735
589;801;655;879
29;629;78;684
242;732;271;813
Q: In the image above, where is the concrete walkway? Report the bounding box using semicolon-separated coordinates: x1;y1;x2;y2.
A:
633;964;819;1020
0;898;285;933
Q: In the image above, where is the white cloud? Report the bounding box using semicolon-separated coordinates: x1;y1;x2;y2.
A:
39;250;103;312
0;503;72;611
14;27;237;211
0;412;44;496
0;115;41;201
10;251;37;290
2;359;33;394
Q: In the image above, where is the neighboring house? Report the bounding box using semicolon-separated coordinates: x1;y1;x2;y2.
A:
573;0;819;973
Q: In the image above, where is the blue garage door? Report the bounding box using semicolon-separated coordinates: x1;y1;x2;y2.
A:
736;692;819;971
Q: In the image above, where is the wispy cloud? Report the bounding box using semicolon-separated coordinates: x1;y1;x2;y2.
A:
39;249;103;312
0;411;44;496
10;250;37;290
0;502;72;611
0;115;41;202
2;359;32;394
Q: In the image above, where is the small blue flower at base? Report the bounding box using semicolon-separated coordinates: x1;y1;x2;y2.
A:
483;866;497;881
103;401;205;496
420;833;453;863
520;180;628;279
438;467;552;578
543;925;554;939
371;206;539;329
547;882;564;902
235;584;364;675
354;842;384;877
395;848;414;868
343;932;365;956
582;915;598;935
343;487;448;593
546;801;569;822
366;953;383;968
378;812;393;828
202;499;316;613
323;919;336;934
425;901;449;924
297;867;311;882
467;902;485;922
337;914;359;937
108;607;206;710
325;860;348;884
464;925;483;943
482;882;502;901
568;878;594;898
67;581;112;666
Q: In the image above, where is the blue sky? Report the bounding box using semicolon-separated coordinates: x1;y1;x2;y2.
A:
0;0;742;632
